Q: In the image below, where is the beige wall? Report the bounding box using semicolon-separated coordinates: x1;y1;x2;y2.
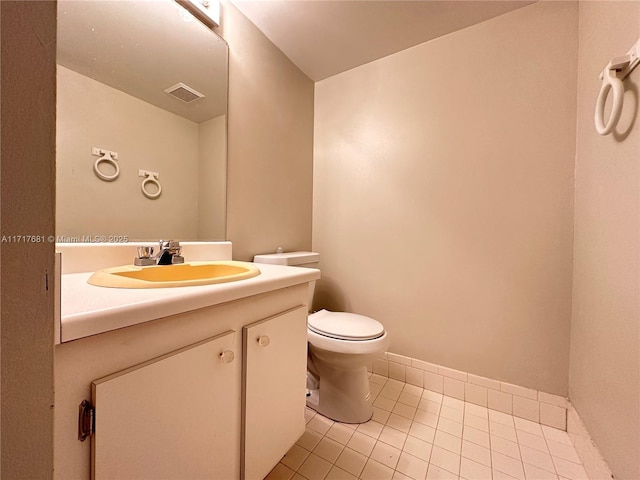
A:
198;114;227;240
569;2;640;479
57;66;200;240
217;0;315;261
1;1;56;478
313;2;578;395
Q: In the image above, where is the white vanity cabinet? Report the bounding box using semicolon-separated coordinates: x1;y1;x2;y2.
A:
91;331;239;480
54;284;309;480
243;308;308;480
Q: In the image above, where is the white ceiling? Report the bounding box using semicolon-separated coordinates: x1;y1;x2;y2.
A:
231;0;536;81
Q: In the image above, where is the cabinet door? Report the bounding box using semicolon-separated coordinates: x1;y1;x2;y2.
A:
91;330;240;480
242;306;308;480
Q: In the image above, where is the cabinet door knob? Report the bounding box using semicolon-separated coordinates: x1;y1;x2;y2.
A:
257;335;270;347
220;350;235;363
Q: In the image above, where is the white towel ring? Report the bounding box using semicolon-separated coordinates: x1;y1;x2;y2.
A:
140;171;162;200
93;153;120;182
594;65;624;136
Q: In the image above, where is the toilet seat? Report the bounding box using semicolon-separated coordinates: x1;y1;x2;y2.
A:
308;309;384;341
307;310;389;355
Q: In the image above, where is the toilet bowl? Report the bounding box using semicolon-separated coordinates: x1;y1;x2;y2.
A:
306;309;390;423
253;251;390;424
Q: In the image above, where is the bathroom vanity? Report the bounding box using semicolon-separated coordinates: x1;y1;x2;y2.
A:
54;243;319;480
54;0;316;475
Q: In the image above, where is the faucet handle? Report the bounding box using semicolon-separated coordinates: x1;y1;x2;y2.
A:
159;240;180;249
134;245;156;266
137;246;154;259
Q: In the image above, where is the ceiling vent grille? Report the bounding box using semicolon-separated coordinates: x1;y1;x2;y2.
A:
164;83;205;103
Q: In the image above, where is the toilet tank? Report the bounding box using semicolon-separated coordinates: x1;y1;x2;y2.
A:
253;251;320;310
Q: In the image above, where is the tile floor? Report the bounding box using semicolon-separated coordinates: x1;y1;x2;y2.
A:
266;374;589;480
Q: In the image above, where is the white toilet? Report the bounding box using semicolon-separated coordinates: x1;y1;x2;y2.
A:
253;251;390;424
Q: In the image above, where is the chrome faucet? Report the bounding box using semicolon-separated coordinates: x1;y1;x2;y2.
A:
156;240;184;265
133;240;184;266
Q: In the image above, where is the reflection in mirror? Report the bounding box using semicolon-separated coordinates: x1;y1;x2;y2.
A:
56;0;228;241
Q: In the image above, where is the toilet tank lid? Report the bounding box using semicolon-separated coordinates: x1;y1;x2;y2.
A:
253;251;319;266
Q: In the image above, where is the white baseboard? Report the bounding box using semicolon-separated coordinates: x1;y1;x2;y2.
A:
371;351;568;430
567;404;614;480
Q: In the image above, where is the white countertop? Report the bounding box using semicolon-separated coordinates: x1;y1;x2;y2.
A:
60;262;320;343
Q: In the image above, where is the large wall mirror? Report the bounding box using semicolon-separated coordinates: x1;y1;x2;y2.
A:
56;0;228;241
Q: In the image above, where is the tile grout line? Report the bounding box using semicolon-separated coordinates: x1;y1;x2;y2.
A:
456;402;464;479
544;431;562;479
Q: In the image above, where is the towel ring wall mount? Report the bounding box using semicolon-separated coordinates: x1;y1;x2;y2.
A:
91;147;120;182
138;169;162;200
594;39;640;136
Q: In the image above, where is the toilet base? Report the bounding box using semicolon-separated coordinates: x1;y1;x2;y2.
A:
305;365;373;424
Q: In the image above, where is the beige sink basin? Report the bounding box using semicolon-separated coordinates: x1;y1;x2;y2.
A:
88;261;261;288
